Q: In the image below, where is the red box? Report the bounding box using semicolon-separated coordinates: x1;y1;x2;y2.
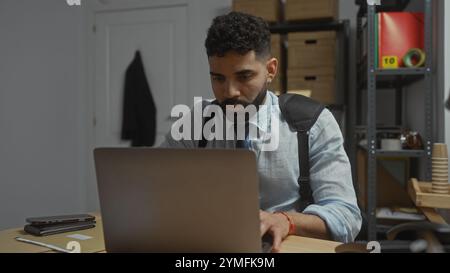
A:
378;12;424;68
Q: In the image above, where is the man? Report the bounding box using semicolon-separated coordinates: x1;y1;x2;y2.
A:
161;12;361;252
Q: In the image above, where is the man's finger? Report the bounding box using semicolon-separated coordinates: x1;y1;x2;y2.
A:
260;221;270;236
260;210;269;219
271;228;283;253
259;211;272;236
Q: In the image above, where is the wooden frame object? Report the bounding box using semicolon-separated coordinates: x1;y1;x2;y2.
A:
408;178;449;224
408;178;450;209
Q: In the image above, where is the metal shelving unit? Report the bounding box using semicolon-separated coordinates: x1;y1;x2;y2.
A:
353;0;434;241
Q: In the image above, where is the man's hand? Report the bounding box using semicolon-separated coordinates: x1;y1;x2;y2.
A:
259;210;291;253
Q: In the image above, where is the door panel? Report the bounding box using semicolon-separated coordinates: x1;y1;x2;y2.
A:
94;6;188;147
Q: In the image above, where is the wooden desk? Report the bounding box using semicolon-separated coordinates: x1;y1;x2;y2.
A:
280;235;341;253
0;219;340;253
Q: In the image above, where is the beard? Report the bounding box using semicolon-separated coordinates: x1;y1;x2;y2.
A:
218;83;268;131
218;83;268;113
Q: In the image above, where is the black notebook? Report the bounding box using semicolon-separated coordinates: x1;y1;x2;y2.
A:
24;220;96;236
24;214;96;236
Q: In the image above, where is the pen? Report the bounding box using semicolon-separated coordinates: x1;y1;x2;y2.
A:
15;237;72;253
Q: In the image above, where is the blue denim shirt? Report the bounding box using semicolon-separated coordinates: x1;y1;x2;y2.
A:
160;91;362;243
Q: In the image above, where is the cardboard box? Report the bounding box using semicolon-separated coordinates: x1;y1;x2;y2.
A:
285;0;338;22
232;0;280;22
356;148;414;211
288;31;336;69
287;67;335;105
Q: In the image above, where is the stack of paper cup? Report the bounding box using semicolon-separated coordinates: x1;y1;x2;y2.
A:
431;143;449;194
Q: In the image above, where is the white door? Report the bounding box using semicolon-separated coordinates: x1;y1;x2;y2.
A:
94;5;188;147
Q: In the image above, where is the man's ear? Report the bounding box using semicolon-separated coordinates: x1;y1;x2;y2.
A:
266;57;278;83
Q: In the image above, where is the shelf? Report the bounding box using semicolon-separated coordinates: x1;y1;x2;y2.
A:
375;68;429;76
376;149;425;158
375;68;428;88
355;126;402;134
357;66;428;89
269;20;347;33
358;144;425;158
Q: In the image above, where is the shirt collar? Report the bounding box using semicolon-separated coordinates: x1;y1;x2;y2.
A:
247;91;272;134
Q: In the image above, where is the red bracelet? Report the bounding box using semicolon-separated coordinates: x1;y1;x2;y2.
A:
275;212;296;235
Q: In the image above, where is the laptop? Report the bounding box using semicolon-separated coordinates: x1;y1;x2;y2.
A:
94;148;269;253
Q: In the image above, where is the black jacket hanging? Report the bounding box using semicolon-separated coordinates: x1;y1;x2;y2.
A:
121;51;157;146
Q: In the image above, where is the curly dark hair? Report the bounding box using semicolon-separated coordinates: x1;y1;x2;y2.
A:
205;11;271;59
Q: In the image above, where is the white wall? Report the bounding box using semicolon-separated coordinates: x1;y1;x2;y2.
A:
442;0;450;223
338;0;357;130
187;0;232;100
0;0;86;229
